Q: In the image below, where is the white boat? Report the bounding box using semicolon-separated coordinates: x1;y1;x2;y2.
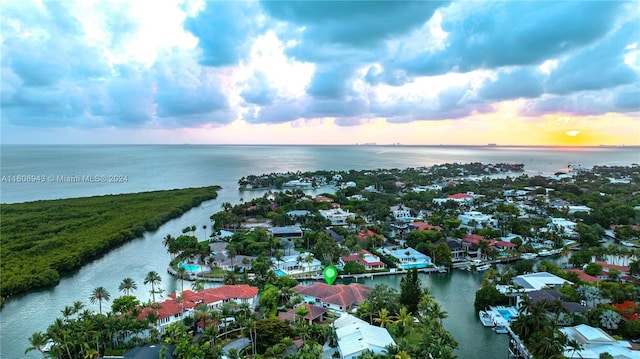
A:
475;263;491;271
520;253;538;260
621;241;636;248
494;325;508;334
537;249;552;257
479;310;495;327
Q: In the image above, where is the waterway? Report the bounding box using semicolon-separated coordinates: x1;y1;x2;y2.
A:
2;145;639;358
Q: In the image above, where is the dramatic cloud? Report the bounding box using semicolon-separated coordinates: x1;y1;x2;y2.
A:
1;0;638;145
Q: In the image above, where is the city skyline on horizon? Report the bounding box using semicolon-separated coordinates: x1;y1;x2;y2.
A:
1;0;639;146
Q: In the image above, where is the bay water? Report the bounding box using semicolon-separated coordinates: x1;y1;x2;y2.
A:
1;145;638;358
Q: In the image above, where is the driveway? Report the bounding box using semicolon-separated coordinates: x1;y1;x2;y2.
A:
222;337;251;354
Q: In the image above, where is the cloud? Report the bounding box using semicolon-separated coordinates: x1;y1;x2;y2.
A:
240;71;276;106
478;68;544;101
184;1;262;67
400;1;627;75
261;1;446;50
546;21;639;95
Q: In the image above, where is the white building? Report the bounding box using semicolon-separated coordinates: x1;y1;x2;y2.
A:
377;246;432;269
334;313;396;359
458;211;496;228
549;217;578;236
390;205;412;221
319;208;356;225
273;252;322;274
501;272;573;294
561;324;640;359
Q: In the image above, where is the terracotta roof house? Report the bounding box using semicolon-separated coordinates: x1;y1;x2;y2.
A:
340;250;386;270
564;269;600;283
277;303;328;324
410;221;443;231
292;283;372;312
137;285;258;334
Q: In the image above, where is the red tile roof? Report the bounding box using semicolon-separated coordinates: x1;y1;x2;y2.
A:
357;230;379;240
341;250;384;266
564;269;600;283
448;193;474;199
411;221;443;231
278;303;328;322
138;285;258;321
292;283;371;309
314;196;334;202
594;261;630;273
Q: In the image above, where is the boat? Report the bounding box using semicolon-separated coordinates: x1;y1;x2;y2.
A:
479;310;495;327
475;263;491;271
537;249;552;257
621;241;637;248
494;325;508;334
520;253;538;260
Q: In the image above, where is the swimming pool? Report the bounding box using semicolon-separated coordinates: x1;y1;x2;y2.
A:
275;269;287;276
402;263;428;269
179;262;200;273
497;309;513;321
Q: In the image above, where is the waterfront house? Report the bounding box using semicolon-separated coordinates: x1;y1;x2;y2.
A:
560;324;639;359
291;283;371;312
137;285;258;334
334;313;396;359
505;272;573;293
377;246;432;269
273;253;322;275
340;250;386;270
445;238;467;262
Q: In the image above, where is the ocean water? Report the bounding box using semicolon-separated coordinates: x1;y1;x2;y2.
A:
2;145;638;204
1;145;638;358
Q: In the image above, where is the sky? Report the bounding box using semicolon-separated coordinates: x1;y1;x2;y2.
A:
1;0;639;146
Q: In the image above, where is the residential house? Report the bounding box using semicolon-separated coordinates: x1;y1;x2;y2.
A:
334;313;396;359
445;238;467;262
291;283;371;312
500;272;573;294
273;253;322;275
377;246;432;269
269;226;303;242
560;324;639;359
458;211;496;228
277;303;328;325
340;250;386;270
390;204;412;221
137;285;259;334
319;208;356;225
410;221;443;232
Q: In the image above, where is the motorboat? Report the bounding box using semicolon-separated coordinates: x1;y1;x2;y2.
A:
475;263;491;271
520;253;538;260
494;325;508;334
479;310;495;327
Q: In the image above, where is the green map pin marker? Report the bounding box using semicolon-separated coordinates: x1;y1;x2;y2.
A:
323;265;338;285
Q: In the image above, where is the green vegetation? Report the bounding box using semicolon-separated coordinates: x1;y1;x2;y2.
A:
1;186;219;297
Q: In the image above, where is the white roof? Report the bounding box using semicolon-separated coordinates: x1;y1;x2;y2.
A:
561;324;640;359
333;313;368;329
337;322;395;357
512;272;571;291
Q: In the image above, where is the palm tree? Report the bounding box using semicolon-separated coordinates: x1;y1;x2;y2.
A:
118;277;137;296
144;271;162;303
25;332;49;358
89;286;111;314
567;338;584;359
374;308;394;328
176;266;187;294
